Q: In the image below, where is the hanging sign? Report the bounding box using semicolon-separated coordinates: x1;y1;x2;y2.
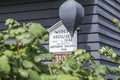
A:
48;21;77;53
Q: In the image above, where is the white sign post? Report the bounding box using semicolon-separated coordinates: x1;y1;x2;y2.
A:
48;21;77;63
48;21;77;53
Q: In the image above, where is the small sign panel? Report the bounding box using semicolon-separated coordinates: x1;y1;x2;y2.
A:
48;21;77;53
53;53;70;64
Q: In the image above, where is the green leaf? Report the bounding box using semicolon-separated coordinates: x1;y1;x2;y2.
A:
109;67;120;74
3;34;10;40
0;56;10;74
3;50;13;58
16;33;35;45
0;33;3;40
5;18;20;29
88;76;106;80
94;65;108;77
114;77;120;80
13;67;19;73
33;64;41;72
0;63;10;74
15;27;27;35
40;53;54;60
61;63;72;73
22;60;33;69
27;69;40;80
57;74;79;80
42;34;49;41
21;53;28;59
40;74;56;80
82;53;93;61
28;23;48;38
9;29;16;37
18;68;28;78
117;23;120;30
5;19;14;26
74;49;86;55
0;56;9;64
112;19;118;23
34;56;42;63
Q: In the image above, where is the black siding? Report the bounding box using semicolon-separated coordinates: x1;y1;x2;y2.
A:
0;0;100;54
0;0;63;30
96;0;120;79
78;0;100;59
97;0;120;61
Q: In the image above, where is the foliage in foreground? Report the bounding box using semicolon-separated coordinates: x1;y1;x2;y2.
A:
0;18;53;80
0;19;120;80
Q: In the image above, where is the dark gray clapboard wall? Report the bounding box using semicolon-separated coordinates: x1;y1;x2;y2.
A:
97;0;120;79
79;0;120;79
77;0;100;58
76;0;120;79
0;0;62;30
0;0;63;49
0;0;99;52
0;0;120;79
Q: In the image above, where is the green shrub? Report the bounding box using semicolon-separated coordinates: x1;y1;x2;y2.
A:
0;18;119;80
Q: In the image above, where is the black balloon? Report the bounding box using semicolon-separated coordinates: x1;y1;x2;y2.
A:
59;0;84;37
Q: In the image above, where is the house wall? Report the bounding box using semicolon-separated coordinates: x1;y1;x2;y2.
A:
0;0;62;30
0;0;100;52
0;0;119;79
97;0;120;79
0;0;101;66
79;0;120;66
0;0;63;49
